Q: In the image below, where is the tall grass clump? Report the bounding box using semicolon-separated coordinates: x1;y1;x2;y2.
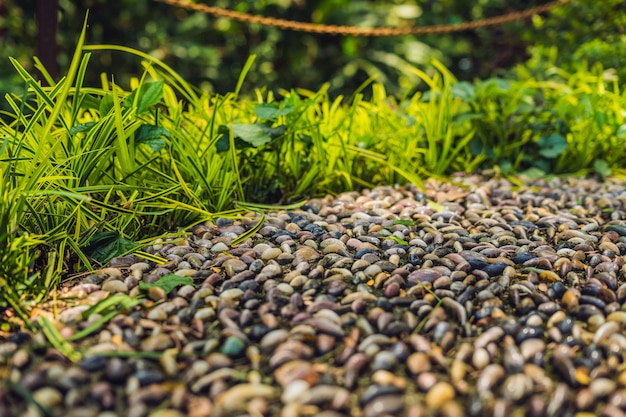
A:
0;21;247;327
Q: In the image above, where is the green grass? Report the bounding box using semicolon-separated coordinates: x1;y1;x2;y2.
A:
0;21;625;329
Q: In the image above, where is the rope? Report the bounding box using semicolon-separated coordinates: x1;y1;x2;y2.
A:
153;0;572;37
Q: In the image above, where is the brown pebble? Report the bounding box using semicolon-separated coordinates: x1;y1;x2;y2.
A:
148;286;167;301
425;381;455;409
561;289;579;311
407;352;431;374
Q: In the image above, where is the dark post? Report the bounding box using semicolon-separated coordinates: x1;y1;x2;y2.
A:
0;0;6;37
37;0;59;85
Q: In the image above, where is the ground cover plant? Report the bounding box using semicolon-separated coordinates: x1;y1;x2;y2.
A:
1;21;625;330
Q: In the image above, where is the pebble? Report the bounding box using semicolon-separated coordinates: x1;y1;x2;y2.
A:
101;280;128;294
425;381;455;409
3;176;626;416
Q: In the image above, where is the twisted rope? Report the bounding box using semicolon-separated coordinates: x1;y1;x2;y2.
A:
153;0;572;36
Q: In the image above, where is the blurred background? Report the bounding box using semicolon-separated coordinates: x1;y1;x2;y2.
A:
1;0;624;98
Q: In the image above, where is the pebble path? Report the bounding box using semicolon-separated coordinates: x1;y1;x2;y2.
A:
4;174;626;417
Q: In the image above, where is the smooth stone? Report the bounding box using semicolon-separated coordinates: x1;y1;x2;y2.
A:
221;336;246;358
281;380;310;403
220;288;244;301
425;381;455;409
58;305;91;323
211;242;229;252
149;410;185;417
501;374;532;401
135;369;166;386
140;334;174;352
590;378;617;398
363;394;404;417
214;384;276;413
194;307;216;322
372;351;398;371
101;280;128;294
293;246;320;263
223;259;248;276
261;247;283;260
104;357;128;383
147;309;168;321
32;387;63;408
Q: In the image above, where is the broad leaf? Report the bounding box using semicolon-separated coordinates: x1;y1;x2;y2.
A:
139;274;194;295
215;124;286;152
514;102;535;115
135;124;170;151
125;81;164;114
451;82;475;100
498;160;513;174
232;124;274;146
521;167;546;179
593;159;611;177
70;122;96;136
254;103;294;120
537;133;567;159
452;112;482;126
99;94;114;116
616;124;626;140
83;231;140;264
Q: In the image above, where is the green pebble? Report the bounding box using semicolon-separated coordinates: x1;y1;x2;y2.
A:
221;336;246;358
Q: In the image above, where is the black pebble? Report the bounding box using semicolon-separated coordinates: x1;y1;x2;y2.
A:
515;326;544;344
79;355;107;372
512;252;537;264
483;262;509;277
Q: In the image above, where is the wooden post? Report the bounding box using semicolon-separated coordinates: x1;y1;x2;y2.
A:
0;0;7;38
37;0;58;84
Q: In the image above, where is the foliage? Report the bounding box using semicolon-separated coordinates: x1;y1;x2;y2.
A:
1;0;624;104
519;0;626;82
139;274;194;295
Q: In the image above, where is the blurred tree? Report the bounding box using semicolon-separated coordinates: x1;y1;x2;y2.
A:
0;0;623;101
37;0;59;83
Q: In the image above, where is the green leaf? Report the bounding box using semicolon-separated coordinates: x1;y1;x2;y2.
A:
81;94;102;111
254;103;295;120
616;124;626;140
593;159;611;177
451;82;475;100
537;133;567;159
521;167;546;178
216;123;286;152
392;219;416;226
386;235;408;245
232;124;274;146
482;78;510;92
262;124;287;139
70;122;96;136
594;111;606;128
469;140;494;159
83;231;141;264
135;124;170;151
514;102;536;115
452;112;482;126
80;293;141;318
125;81;164;114
138;274;194;295
40;317;82;363
498;160;513;174
99;94;114;116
